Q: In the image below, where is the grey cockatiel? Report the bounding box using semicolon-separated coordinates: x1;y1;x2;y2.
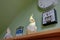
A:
4;27;12;39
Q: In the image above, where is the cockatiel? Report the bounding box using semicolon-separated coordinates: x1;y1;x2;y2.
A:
27;14;37;34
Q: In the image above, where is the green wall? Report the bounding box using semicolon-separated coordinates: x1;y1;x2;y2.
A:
9;0;60;36
1;0;60;39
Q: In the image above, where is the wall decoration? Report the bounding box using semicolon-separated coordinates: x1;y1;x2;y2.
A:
38;0;58;12
27;14;37;34
42;9;57;26
16;26;24;36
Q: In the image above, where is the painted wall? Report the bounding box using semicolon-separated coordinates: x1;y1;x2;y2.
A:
1;0;60;39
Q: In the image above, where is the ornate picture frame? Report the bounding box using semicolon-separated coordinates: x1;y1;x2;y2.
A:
42;9;57;26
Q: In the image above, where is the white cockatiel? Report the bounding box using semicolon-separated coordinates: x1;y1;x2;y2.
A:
4;27;12;39
27;14;37;34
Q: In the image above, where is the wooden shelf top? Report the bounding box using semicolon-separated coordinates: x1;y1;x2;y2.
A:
5;28;60;40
